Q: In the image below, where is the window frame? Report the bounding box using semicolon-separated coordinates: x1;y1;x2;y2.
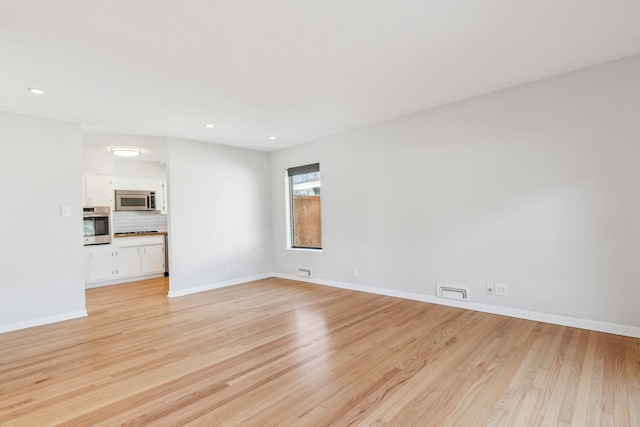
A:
285;163;323;252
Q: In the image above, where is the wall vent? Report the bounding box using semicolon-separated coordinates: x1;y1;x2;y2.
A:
296;266;312;278
437;285;470;301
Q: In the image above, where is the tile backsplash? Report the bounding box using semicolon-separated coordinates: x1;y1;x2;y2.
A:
113;211;168;233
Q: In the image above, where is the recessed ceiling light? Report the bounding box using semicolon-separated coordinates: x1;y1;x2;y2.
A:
111;147;141;157
205;123;215;128
28;88;45;95
269;136;277;140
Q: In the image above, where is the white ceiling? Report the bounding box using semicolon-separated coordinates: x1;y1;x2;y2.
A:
2;1;640;152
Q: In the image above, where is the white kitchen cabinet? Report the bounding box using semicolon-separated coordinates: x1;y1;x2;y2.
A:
115;246;142;278
115;235;165;276
153;181;168;215
84;175;113;207
141;244;165;274
85;235;165;287
85;245;114;283
112;176;142;191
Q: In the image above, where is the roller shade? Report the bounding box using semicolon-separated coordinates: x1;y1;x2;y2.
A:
287;163;319;177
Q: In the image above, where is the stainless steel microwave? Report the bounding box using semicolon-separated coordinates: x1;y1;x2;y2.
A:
115;190;156;211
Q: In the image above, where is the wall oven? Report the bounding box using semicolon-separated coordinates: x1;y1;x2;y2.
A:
83;206;111;245
115;189;156;211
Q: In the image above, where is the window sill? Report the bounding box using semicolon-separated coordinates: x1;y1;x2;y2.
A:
285;247;324;255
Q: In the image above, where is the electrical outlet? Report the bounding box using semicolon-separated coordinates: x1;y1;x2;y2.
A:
225;265;231;274
486;283;494;295
495;283;508;296
354;267;360;277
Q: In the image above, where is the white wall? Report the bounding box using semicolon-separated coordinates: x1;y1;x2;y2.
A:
166;138;272;295
270;55;640;331
0;112;86;331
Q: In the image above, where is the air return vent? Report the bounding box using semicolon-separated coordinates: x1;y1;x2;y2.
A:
436;285;470;301
296;267;312;278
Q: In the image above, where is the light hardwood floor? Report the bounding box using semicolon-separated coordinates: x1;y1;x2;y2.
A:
0;277;638;426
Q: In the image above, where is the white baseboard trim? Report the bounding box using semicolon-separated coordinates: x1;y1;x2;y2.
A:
85;273;165;289
0;310;88;334
168;273;273;298
272;273;640;339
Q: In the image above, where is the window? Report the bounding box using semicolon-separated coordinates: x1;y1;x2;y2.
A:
287;163;322;250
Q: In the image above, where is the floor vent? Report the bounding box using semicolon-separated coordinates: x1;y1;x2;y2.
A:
437;285;470;301
296;267;312;278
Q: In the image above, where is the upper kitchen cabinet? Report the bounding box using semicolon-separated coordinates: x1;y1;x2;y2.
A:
112;176;168;215
155;180;168;215
84;174;113;207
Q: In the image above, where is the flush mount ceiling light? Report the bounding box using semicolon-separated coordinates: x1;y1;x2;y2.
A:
205;123;215;128
110;147;141;157
27;87;45;95
269;136;277;140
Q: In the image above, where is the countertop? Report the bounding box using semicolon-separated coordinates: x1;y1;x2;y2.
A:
113;231;168;238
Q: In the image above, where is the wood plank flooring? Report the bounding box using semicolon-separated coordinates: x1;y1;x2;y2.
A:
0;277;638;426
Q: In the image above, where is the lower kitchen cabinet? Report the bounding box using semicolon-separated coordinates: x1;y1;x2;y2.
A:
85;244;114;283
116;246;143;278
141;244;165;274
85;235;165;287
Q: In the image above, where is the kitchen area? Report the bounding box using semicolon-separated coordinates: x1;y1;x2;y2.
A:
82;133;170;289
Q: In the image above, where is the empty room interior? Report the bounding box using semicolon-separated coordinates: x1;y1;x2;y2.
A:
1;1;640;425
